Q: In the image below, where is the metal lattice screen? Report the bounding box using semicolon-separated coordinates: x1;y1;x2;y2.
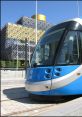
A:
1;16;53;69
1;37;36;69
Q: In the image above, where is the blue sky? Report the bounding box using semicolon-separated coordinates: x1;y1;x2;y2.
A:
1;1;82;28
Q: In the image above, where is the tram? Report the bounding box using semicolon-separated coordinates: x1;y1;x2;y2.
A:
25;18;82;97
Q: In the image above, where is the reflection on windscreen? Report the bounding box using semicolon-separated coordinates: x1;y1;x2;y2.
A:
31;28;65;67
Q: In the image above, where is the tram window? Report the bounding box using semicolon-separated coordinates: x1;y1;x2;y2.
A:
56;31;80;65
31;28;65;66
44;44;49;60
80;32;82;46
80;32;82;60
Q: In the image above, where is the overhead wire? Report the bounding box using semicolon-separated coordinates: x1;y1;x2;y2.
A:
77;0;80;17
35;0;38;44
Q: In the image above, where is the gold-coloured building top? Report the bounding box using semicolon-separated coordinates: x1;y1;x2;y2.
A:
31;14;46;22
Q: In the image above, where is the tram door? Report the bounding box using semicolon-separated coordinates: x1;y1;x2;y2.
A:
51;31;81;95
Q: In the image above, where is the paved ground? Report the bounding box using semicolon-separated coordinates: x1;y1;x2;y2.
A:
1;71;82;116
1;77;57;116
38;97;82;116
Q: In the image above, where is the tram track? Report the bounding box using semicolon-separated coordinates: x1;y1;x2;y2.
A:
1;95;72;116
2;94;82;116
1;89;81;116
1;91;58;116
3;103;56;116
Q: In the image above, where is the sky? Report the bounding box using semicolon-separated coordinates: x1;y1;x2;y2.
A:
1;1;82;28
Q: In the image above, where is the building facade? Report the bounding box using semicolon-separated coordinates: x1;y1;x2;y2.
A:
1;14;53;69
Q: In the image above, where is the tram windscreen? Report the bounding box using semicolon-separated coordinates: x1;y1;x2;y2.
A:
31;28;65;67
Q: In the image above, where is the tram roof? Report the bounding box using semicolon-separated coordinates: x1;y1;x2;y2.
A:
43;18;82;36
62;18;82;25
